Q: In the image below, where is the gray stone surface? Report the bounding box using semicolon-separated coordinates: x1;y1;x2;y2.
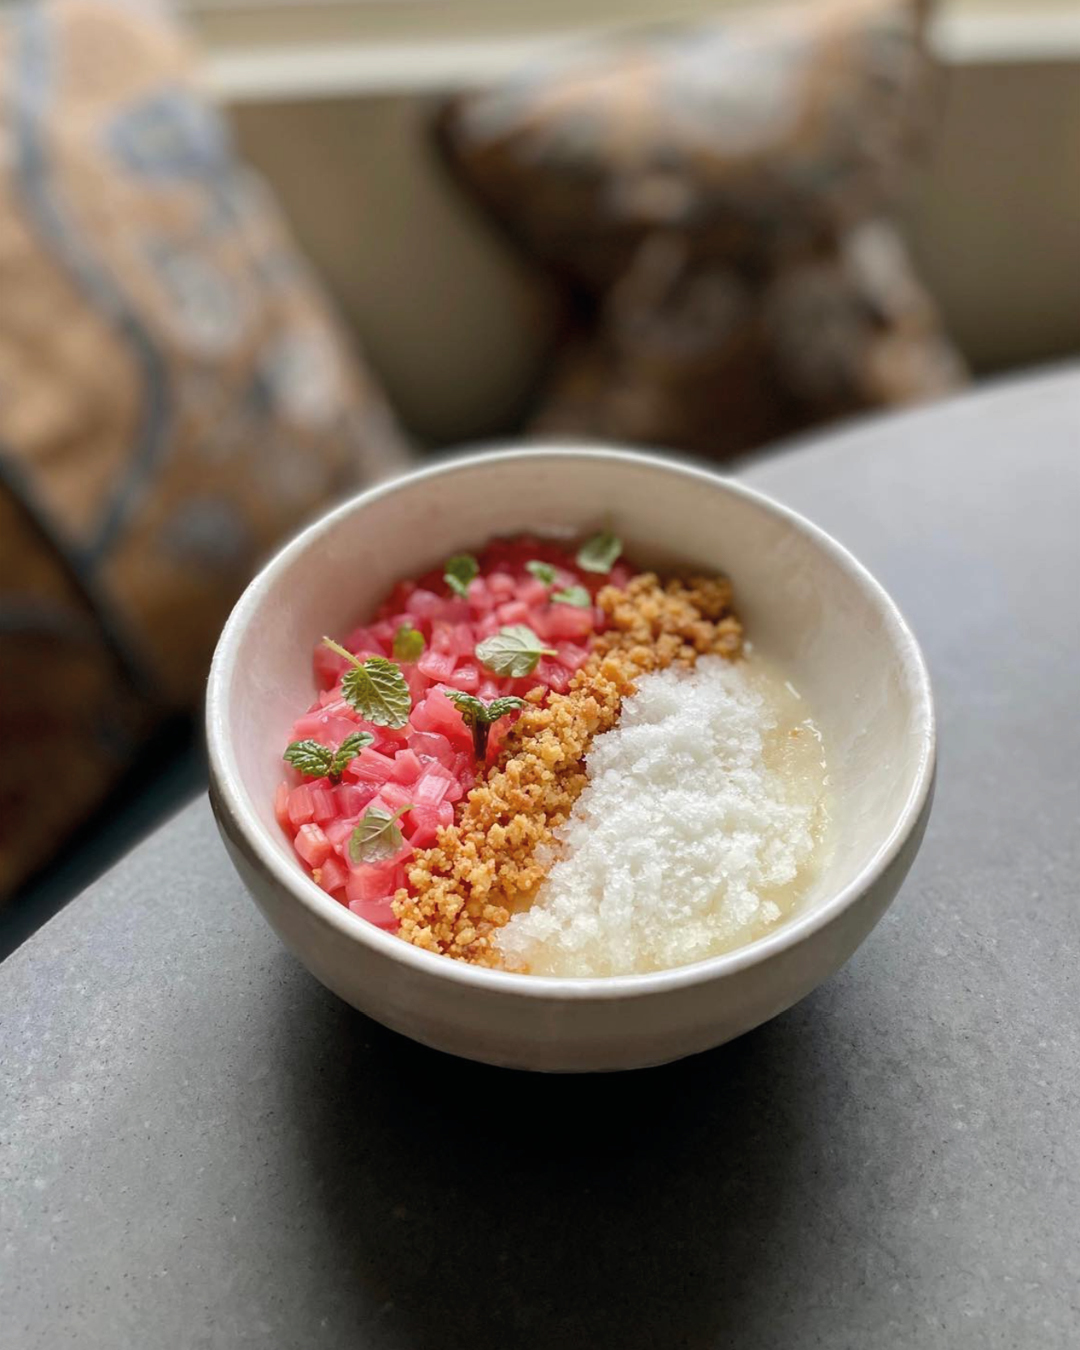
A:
2;368;1079;1349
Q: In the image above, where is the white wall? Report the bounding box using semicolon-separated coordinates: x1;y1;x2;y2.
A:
901;59;1080;374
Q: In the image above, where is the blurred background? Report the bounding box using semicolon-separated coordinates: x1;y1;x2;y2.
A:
203;0;1080;443
1;0;1077;952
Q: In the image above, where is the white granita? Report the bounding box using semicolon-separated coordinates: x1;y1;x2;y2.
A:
495;656;826;977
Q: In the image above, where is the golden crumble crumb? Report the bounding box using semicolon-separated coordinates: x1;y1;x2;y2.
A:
392;573;743;966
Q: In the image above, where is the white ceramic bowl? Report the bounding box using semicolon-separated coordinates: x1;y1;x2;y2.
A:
207;446;935;1072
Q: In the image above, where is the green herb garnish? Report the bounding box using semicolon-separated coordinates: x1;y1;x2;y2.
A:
576;530;622;574
392;623;425;662
322;638;411;729
445;691;526;761
283;730;373;782
552;585;591;608
348;803;414;865
444;553;479;599
474;625;557;679
525;560;557;586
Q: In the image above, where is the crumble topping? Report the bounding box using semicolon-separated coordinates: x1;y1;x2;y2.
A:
393;573;743;966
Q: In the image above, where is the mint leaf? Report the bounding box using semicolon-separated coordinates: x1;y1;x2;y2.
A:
329;730;374;779
392;623;425;662
348;803;413;865
284;730;374;782
485;696;528;720
323;638;412;728
444;553;479;599
474;625;557;679
340;658;411;728
444;691;486;724
576;531;622;574
446;690;526;760
552;585;591;608
525;560;557;587
283;739;334;778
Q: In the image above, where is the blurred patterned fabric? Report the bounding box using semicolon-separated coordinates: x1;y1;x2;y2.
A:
437;0;966;459
0;0;408;901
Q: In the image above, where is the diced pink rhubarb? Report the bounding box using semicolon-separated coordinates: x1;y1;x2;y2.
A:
324;817;355;849
295;823;332;867
335;784;371;817
274;782;291;830
279;533;614;933
407;730;455;766
315;855;348;893
518;577;550;607
545;604;595;641
417;648;457;682
343;626;387;657
310;787;337;823
557;642;590;671
378;781;414;814
414;763;455;806
287;785;315;827
487;570;515;597
444;663;480;693
496;600;531;626
313;643;349;689
347;896;398;929
347;747;396;784
346;859;398;902
536;658;570;694
391;748;423;783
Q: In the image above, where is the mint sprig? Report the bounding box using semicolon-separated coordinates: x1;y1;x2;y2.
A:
348;803;413;865
552;585;591;608
392;623;425;662
525;560;557;586
322;638;411;728
444;553;479;599
576;530;622;574
284;729;374;782
445;690;526;760
474;625;557;679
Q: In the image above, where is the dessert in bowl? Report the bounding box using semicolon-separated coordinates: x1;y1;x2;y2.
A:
207;446;935;1071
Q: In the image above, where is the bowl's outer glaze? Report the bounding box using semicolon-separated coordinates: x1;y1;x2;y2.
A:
207;447;935;1072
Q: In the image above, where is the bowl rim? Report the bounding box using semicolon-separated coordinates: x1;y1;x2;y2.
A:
206;443;936;1001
